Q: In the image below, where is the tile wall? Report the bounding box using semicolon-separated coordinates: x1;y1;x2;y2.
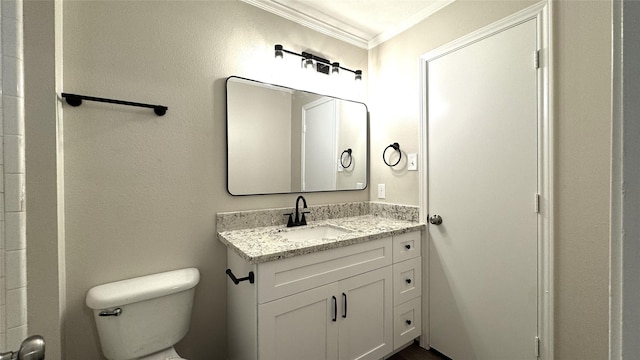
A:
0;0;26;351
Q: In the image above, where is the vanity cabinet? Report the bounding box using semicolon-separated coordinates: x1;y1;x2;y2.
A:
258;267;392;360
226;231;422;360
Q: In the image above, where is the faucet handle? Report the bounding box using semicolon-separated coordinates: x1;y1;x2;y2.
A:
283;213;294;227
300;211;310;225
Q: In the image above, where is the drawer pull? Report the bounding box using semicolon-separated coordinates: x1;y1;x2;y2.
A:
406;320;412;325
332;296;337;322
342;293;348;318
405;278;412;284
405;244;411;250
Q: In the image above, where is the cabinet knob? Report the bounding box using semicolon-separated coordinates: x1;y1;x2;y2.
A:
406;320;412;325
405;278;412;284
405;244;411;250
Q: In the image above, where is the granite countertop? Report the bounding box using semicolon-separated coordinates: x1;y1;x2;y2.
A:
217;215;425;264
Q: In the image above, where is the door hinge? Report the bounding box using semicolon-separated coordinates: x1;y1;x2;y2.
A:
535;336;540;357
535;194;541;213
534;50;540;69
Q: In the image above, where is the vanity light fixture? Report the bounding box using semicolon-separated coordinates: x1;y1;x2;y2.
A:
332;62;340;75
274;44;362;81
274;44;284;59
303;53;315;71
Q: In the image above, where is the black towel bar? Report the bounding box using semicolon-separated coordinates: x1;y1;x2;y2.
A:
61;93;168;116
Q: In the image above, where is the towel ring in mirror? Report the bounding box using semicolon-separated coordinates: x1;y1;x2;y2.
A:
340;148;352;168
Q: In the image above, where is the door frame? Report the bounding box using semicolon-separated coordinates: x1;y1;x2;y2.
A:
610;0;640;356
418;2;553;359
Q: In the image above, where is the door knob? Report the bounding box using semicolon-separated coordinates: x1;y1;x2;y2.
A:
429;214;443;225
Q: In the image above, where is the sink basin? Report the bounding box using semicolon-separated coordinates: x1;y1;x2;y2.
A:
278;225;350;242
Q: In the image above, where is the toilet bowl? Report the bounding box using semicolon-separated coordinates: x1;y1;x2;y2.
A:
86;268;200;360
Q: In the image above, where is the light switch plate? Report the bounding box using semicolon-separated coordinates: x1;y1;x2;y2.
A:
408;153;418;171
378;184;386;199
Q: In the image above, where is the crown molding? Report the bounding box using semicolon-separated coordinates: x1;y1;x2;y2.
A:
241;0;455;50
368;0;456;48
240;0;370;49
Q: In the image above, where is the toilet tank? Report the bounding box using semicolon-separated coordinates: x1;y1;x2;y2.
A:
86;268;200;360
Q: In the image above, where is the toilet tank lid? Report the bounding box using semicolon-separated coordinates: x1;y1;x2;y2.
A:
86;268;200;310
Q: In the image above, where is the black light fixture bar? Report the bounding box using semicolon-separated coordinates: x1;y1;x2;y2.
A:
275;44;362;80
61;93;168;116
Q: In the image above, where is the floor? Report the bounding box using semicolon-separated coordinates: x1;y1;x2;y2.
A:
387;342;450;360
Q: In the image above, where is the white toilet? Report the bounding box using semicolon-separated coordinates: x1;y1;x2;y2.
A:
86;268;200;360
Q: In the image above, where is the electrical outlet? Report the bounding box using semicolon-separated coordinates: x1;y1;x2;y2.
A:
378;184;386;199
408;153;418;171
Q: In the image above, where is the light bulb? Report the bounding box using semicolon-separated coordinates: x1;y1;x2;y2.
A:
332;62;340;75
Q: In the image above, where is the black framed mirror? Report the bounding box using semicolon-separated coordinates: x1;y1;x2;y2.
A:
226;76;368;195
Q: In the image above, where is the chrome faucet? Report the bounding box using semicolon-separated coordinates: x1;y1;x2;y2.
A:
285;195;310;227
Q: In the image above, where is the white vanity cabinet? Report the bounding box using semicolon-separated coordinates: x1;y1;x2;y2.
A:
258;266;392;360
226;231;422;360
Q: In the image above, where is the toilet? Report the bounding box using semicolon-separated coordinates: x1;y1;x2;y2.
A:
85;268;200;360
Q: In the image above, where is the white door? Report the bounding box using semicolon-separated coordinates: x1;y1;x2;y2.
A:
258;283;339;360
427;19;539;359
338;267;393;360
303;99;337;191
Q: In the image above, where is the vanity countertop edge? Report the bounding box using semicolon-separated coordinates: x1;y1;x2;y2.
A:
217;215;426;264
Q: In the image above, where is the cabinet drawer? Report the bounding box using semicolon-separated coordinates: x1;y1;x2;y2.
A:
393;232;421;263
393;257;422;305
393;297;422;350
258;237;392;304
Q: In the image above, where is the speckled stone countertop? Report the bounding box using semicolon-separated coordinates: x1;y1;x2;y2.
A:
218;215;425;264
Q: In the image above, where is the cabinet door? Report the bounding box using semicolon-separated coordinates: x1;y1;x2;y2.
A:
258;283;339;360
338;266;393;360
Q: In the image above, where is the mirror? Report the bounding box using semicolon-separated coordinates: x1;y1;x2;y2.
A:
226;76;368;195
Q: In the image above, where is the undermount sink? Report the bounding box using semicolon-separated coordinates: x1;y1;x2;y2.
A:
278;225;350;242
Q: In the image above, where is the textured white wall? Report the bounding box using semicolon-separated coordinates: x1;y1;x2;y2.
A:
0;0;27;352
23;1;64;358
59;2;367;359
553;1;611;358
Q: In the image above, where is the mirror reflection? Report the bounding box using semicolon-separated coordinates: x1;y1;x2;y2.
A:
226;76;368;195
